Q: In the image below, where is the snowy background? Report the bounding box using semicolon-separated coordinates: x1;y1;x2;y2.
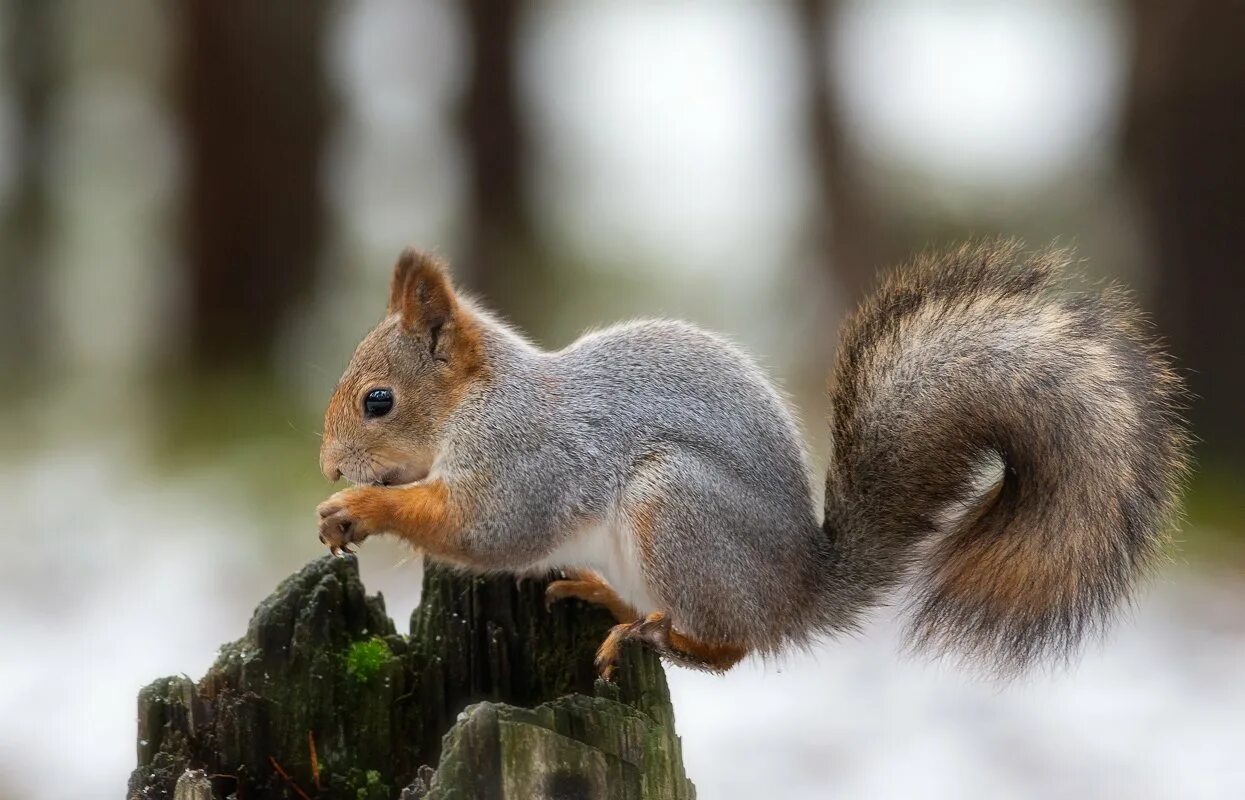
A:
1;2;1242;798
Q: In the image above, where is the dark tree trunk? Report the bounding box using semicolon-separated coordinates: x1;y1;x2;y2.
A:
459;0;541;322
1123;0;1245;461
128;557;693;799
174;1;333;371
0;0;60;377
797;0;887;305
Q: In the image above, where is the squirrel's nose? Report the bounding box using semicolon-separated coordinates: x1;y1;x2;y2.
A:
319;446;343;482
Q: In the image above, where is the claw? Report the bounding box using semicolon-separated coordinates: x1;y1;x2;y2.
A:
544;579;578;612
594;620;635;682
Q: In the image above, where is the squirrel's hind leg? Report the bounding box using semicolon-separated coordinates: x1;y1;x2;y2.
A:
545;569;639;623
595;610;748;681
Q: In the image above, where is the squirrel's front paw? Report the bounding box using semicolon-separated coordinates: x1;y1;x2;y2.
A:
317;487;385;556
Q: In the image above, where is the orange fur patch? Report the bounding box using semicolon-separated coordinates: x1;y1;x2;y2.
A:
628;498;661;566
444;305;489;408
343;479;464;557
595;610;749;677
594;622;631;681
546;572;639;623
935;533;1079;620
389;480;462;555
664;621;749;671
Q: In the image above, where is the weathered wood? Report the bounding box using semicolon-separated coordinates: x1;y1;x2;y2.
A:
128;556;693;799
415;695;695;800
172;770;213;800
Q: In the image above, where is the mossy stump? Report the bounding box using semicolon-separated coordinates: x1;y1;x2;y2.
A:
127;556;695;799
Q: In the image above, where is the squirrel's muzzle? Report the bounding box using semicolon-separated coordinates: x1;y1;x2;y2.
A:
319;439;344;483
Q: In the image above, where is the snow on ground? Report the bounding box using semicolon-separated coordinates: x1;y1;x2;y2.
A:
669;572;1245;800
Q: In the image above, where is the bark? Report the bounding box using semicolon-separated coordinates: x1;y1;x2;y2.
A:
128;556;692;799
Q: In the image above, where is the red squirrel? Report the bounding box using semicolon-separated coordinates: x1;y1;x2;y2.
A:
317;241;1189;679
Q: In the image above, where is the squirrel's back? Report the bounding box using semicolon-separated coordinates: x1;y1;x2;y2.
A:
553;319;817;517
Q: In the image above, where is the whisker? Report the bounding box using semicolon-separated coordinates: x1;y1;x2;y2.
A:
284;417;324;440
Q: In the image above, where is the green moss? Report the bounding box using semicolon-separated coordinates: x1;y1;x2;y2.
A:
336;766;390;800
345;637;394;684
356;768;388;800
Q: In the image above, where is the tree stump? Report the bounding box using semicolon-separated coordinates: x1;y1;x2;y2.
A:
127;556;695;799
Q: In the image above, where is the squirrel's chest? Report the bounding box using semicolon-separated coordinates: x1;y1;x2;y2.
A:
535;518;658;615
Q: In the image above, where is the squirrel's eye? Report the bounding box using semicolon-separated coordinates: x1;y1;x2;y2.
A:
363;388;394;418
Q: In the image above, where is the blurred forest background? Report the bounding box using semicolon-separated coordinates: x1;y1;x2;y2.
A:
1;2;1242;799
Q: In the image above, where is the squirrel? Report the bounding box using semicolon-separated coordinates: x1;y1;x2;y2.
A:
317;240;1189;679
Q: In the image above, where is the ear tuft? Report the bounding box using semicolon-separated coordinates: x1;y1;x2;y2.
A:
387;247;419;314
388;247;455;333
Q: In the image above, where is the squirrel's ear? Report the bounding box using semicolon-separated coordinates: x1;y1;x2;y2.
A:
388;247;455;333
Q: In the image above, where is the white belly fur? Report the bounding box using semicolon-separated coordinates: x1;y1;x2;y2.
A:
530;516;658;615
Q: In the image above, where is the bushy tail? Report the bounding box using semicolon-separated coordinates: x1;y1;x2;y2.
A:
818;240;1190;673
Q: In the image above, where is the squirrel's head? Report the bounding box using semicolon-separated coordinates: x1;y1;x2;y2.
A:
319;248;484;485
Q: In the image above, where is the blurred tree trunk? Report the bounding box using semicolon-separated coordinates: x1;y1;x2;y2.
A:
0;0;59;377
459;0;540;323
175;1;333;371
798;0;886;306
1123;0;1245;461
